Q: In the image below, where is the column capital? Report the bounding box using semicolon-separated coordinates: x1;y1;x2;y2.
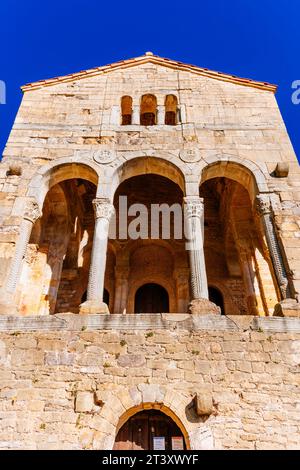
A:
255;194;272;216
23;199;42;223
92;198;114;220
183;196;204;218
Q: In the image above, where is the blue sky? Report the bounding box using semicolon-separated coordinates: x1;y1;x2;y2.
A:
0;0;299;160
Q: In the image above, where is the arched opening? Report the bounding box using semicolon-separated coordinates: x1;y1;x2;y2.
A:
200;175;279;315
135;283;169;313
208;286;225;315
19;177;97;315
140;94;157;126
165;94;178;125
109;169;188;313
113;409;186;450
121;96;132;125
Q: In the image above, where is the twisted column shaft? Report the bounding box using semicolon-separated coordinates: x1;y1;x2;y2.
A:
184;196;208;299
6;200;41;294
255;194;290;299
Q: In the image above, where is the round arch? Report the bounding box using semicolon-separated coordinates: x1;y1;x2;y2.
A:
128;275;176;313
27;158;100;208
94;385;214;450
111;156;186;198
134;282;170;314
114;403;190;450
199;155;269;202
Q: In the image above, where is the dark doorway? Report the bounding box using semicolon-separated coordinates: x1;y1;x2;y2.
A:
208;286;225;315
134;283;169;313
113;410;186;450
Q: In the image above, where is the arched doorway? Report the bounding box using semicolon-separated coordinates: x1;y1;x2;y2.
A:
113;410;186;450
135;283;169;313
208;286;225;315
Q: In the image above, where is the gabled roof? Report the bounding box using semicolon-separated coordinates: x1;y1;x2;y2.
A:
21;52;277;93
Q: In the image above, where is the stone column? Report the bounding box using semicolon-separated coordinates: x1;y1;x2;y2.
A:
239;248;259;316
80;198;114;314
255;194;290;299
0;199;41;314
255;194;300;317
132;105;140;125
157;105;165;125
113;268;129;313
174;267;190;313
184;196;220;315
6;200;41;294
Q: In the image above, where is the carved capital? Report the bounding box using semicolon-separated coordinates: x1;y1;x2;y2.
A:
23;200;41;223
184;197;204;219
255;194;271;216
92;198;115;220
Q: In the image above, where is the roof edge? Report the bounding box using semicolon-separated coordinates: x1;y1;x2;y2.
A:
21;54;278;93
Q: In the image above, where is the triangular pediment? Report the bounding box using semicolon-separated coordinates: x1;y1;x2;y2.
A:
21;52;277;93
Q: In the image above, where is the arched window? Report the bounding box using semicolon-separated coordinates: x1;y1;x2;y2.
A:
208;286;225;315
135;283;169;313
121;96;133;125
140;94;157;126
165;95;178;125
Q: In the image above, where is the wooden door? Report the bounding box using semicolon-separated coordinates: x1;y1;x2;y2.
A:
113;410;185;450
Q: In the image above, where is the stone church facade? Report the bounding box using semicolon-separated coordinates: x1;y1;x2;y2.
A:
0;53;300;449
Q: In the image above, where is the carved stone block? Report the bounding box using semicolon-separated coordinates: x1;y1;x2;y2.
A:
79;300;109;315
274;299;300;317
194;390;213;416
188;298;221;315
275;162;289;177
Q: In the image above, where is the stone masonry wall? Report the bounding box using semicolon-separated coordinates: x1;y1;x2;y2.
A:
0;315;300;450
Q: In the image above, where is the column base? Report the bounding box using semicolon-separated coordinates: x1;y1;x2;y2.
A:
79;300;110;315
188;298;221;315
0;291;17;315
273;299;300;317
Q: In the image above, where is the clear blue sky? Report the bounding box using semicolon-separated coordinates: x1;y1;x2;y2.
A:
0;0;299;160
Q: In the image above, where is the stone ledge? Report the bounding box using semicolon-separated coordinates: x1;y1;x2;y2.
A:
0;313;300;333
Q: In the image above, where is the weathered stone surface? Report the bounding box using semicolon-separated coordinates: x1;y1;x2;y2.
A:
75;392;94;413
194;390;213;416
274;299;300;317
188;299;221;315
117;354;145;368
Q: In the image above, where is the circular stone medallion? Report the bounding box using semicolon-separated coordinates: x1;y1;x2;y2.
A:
179;148;201;163
93;149;116;164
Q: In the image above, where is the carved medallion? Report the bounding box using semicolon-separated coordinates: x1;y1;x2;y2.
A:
93;149;116;164
179;148;201;163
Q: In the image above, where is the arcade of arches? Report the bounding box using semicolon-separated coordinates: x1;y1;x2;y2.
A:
16;161;279;316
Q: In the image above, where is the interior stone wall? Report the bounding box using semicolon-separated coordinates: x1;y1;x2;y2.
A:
0;315;299;450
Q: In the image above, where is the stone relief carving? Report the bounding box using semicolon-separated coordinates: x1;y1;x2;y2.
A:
92;198;115;220
184;197;204;219
93;149;117;164
179;148;201;163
